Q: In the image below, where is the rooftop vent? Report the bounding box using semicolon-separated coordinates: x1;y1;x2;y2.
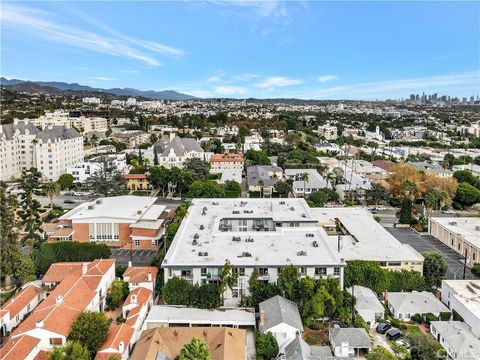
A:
137;210;142;215
36;320;44;328
279;201;285;205
95;199;102;204
449;221;457;226
306;233;314;238
301;213;306;218
212;202;219;205
198;251;208;256
88;205;95;210
245;237;254;243
232;236;241;242
194;233;199;240
312;241;319;248
241;252;252;257
233;210;240;214
290;207;295;211
240;201;247;207
200;225;205;230
202;207;207;215
192;239;198;246
297;251;307;256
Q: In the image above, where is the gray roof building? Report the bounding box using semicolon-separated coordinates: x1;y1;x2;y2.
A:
430;321;480;360
259;295;303;333
0;120;40;140
159;136;203;157
329;327;371;349
247;165;283;187
35;126;81;142
388;291;450;316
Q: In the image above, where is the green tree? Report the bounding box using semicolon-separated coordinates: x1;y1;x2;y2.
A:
258;180;265;198
148;165;171;197
398;199;414;224
308;188;339;207
244;150;271;166
163;277;193;305
274;180;292;198
344;261;391;294
301;172;310;198
255;332;279;360
0;181;21;288
153;146;159;165
365;183;391;206
69;311;110;354
188;181;226;198
48;341;90;360
178;337;212;360
453;170;480;188
224;180;242;197
83;157;126;197
219;261;239;303
43;180;61;208
366;347;399;360
183;158;210;181
471;263;480;277
422;251;448;288
18;167;44;249
277;265;298;300
454;182;480;207
15;256;37;284
407;332;445;360
237;126;250;142
57;174;74;190
106;280;130;310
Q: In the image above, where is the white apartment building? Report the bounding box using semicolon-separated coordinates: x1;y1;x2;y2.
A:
112;130;150;148
126;98;137;106
284;169;329;198
162;198;346;306
34;111;108;134
82;97;101;105
66;153;128;183
318;124;338;140
0;120;84;181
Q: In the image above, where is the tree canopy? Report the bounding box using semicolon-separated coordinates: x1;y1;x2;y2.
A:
178;337;212;360
69;311;110;354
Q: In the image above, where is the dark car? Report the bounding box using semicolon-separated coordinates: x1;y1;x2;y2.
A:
64;199;77;204
386;328;404;341
376;322;392;334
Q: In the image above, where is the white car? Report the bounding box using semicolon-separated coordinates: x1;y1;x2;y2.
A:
442;209;455;214
73;191;88;197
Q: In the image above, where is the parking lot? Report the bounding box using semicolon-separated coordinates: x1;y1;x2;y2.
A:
110;248;157;266
386;227;477;280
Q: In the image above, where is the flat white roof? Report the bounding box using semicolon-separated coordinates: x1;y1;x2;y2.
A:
442;280;480;316
431;217;480;249
311;207;424;263
60;196;165;222
144;305;255;326
163;198;344;268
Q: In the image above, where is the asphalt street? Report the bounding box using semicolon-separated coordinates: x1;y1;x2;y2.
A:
386;227;477;280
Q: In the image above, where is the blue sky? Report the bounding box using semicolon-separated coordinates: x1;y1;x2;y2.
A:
1;1;479;99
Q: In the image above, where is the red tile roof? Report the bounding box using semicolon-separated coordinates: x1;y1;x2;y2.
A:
210;153;244;163
123;287;152;308
0;335;39;360
1;283;41;319
123;266;158;284
95;323;134;358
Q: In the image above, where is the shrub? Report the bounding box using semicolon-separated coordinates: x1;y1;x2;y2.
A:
439;312;451;321
472;263;480;277
425;313;438;325
410;314;423;324
256;332;278;360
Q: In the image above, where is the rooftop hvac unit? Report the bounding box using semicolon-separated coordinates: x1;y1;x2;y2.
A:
290;207;295;211
198;251;208;256
95;199;102;204
200;225;205;230
245;238;254;242
449;221;457;226
88;205;94;210
297;251;307;256
194;233;199;240
232;236;241;242
192;239;198;246
279;201;285;205
312;241;319;248
233;210;240;214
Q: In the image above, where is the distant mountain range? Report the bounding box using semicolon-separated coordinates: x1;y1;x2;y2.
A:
0;77;195;100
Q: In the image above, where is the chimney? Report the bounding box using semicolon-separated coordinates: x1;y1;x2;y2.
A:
435;289;441;300
169;132;175;141
147;272;152;282
259;310;265;327
131;294;137;304
56;295;63;304
118;341;125;353
128;261;132;268
82;262;88;275
36;320;44;329
383;290;388;305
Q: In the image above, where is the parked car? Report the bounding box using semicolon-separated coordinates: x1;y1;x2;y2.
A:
442;209;455;214
376;322;391;334
64;199;77;204
73;191;88;197
172;197;182;201
64;191;75;196
396;338;410;349
386;328;404;341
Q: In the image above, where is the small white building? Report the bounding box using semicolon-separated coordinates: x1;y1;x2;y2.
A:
430;321;480;360
329;327;371;357
440;280;480;337
259;296;303;351
347;286;384;328
67;154;127;183
387;291;450;322
284;169;329;198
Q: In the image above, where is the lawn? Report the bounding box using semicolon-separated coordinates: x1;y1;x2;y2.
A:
405;324;421;335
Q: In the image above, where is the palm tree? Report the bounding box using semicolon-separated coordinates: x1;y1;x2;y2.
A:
43;181;61;208
258;180;265;198
301;172;309;198
326;172;336;189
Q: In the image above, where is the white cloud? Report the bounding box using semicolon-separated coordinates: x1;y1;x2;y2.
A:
255;76;303;88
312;70;480;99
317;75;338;83
91;76;117;81
208;75;222;83
214;86;248;95
0;4;185;66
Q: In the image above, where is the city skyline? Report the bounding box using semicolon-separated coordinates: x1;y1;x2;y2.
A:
1;1;479;99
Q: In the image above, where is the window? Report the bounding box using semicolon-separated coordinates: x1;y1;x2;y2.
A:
388;262;401;267
315;267;327;276
181;269;192;278
134;239;141;247
233;267;245;276
89;223;119;241
27;304;31;311
232;289;239;297
334;267;340;276
201;268;207;276
152;239;159;247
238;219;248;232
259;268;269;277
299;267;307;276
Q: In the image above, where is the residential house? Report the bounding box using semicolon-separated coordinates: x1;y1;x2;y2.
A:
94;323;135;360
123;174;151;191
122;287;153;342
347;286;384;328
246;165;283;196
123;266;158;291
284;169;329;198
430;321;480;360
259;295;303;351
210;153;244;171
329;327;371;357
387;291;450;321
155;135;212;169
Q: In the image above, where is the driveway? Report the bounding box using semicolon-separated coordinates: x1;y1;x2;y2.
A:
386;227;477;280
369;328;393;353
110;248;157;266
